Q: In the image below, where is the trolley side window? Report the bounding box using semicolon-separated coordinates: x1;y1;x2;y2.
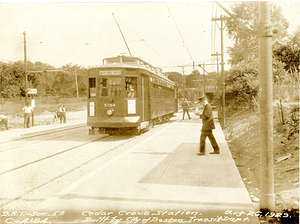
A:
99;77;121;97
89;77;96;98
125;77;137;98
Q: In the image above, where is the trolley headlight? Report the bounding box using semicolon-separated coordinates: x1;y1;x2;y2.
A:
107;109;114;116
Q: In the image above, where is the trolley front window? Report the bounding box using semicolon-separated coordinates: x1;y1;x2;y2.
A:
99;77;121;97
125;77;137;98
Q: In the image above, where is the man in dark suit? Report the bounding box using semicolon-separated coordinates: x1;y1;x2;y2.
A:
182;98;191;120
197;96;220;155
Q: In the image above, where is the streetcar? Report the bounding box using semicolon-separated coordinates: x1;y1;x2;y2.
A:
87;55;178;135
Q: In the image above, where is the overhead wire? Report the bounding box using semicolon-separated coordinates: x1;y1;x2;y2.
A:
166;3;195;62
0;5;109;55
103;5;173;67
211;3;214;56
29;31;209;46
161;58;216;70
2;3;214;73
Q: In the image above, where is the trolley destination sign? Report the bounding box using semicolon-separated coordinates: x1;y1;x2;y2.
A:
99;71;121;75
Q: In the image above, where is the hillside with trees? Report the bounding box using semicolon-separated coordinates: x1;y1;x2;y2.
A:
221;2;299;217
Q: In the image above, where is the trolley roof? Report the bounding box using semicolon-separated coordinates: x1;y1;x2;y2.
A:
90;55;174;84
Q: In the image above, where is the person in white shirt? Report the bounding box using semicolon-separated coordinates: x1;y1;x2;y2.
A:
0;115;8;130
22;103;33;128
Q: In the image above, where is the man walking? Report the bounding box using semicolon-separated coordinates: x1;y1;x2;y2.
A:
197;96;220;155
182;98;191;120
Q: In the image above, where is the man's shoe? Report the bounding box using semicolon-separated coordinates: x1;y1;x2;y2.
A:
210;151;220;154
197;152;205;156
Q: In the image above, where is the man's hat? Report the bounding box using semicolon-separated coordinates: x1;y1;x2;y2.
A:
198;96;205;101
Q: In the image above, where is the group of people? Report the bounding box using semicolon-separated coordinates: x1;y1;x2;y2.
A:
22;102;67;128
181;96;220;156
0;102;68;131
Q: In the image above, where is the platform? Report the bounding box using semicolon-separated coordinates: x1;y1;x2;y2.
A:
8;111;259;224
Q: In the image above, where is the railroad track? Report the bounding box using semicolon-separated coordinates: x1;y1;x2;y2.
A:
0;123;86;145
0;126;88;153
0;125;142;210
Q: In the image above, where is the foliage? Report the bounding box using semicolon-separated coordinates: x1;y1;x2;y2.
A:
273;26;300;74
185;70;201;88
0;61;88;99
166;71;184;88
274;102;299;141
167;70;206;102
218;2;298;111
226;2;289;66
178;88;203;103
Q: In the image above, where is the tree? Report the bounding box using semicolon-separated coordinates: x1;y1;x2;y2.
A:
219;2;293;110
165;71;184;88
273;25;300;74
59;64;87;97
226;2;289;66
185;70;201;89
225;54;259;107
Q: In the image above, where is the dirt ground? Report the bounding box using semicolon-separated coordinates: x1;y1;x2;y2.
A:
223;108;299;223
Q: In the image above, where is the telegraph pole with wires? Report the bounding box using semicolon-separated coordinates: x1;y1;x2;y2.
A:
23;31;28;105
213;1;277;212
211;15;228;127
75;67;79;98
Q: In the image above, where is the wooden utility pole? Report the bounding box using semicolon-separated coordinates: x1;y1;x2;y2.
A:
259;1;275;212
23;31;28;105
203;63;206;94
211;52;220;94
221;16;225;127
211;16;228;127
75;68;79;98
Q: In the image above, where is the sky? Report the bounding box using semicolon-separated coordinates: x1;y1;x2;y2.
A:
0;1;299;75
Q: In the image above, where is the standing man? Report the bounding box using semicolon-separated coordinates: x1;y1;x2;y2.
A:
0;115;8;130
197;96;220;155
58;103;63;124
62;105;67;123
182;98;191;120
22;103;33;128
